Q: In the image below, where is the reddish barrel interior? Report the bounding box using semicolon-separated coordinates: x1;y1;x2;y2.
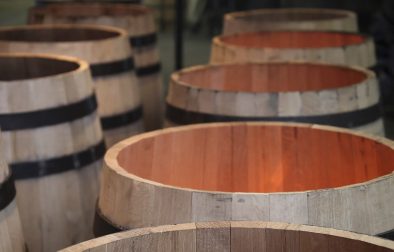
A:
220;31;365;49
237;11;347;22
117;124;394;193
177;63;367;92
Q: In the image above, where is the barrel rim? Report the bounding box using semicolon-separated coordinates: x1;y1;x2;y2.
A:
170;61;375;93
225;8;357;22
29;2;153;19
213;30;372;50
104;122;394;195
0;24;129;44
60;221;394;251
0;52;89;82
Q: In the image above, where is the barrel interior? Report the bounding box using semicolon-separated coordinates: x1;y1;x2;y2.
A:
176;63;367;92
117;124;393;193
0;56;79;81
235;10;348;22
220;31;365;48
31;3;152;18
0;27;120;42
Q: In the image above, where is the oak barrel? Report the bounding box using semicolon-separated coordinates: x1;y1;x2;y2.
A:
94;122;394;238
223;8;358;35
0;24;143;147
63;221;394;252
0;53;104;252
0;132;25;252
166;62;384;135
211;31;376;69
29;3;163;130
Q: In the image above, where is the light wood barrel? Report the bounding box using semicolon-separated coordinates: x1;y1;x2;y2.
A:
95;122;394;239
0;54;104;252
63;221;394;252
0;24;143;147
0;132;25;252
211;31;376;69
29;3;163;130
166;62;384;135
223;8;358;35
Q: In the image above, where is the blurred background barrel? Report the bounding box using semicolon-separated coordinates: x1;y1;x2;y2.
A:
29;3;163;130
0;24;143;147
0;54;104;252
166;62;384;135
95;122;394;237
63;221;394;252
223;8;358;35
0;131;25;252
211;31;375;69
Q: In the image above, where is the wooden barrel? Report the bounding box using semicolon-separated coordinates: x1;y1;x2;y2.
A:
94;122;394;239
223;8;358;35
166;62;384;136
36;1;142;4
0;132;25;252
0;53;105;252
0;24;143;147
211;31;376;69
63;221;394;252
29;3;163;130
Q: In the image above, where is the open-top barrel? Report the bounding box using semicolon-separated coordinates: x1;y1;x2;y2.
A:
223;8;358;35
29;3;163;130
166;62;383;135
94;122;394;239
63;221;394;252
0;24;143;147
0;53;104;252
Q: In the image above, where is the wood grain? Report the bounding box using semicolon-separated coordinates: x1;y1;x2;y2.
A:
223;8;358;35
0;54;103;252
97;122;394;236
210;31;376;69
61;221;394;252
29;3;163;130
166;62;384;135
0;24;143;147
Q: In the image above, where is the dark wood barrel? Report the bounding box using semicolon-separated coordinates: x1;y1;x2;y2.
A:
94;122;394;239
63;221;394;252
0;24;143;147
0;131;25;252
0;53;104;252
29;3;163;130
223;8;358;35
211;31;376;70
166;62;384;135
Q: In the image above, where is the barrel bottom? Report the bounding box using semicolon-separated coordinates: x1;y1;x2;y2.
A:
140;74;163;131
104;119;145;147
16;160;102;252
0;200;25;252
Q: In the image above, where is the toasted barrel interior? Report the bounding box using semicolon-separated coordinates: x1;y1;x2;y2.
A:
0;56;79;81
0;27;120;42
220;31;365;48
117;124;394;193
237;11;348;22
177;63;366;92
